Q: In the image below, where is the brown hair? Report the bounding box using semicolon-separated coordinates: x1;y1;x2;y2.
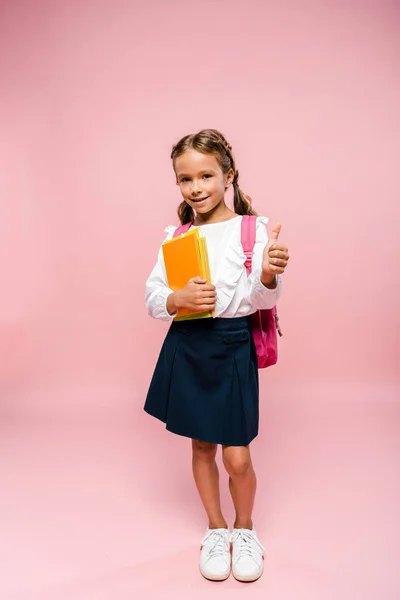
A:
171;129;257;224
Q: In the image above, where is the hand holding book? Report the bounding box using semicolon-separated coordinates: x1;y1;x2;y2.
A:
166;277;216;316
162;228;215;321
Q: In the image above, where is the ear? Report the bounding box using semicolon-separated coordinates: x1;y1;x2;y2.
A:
225;168;234;189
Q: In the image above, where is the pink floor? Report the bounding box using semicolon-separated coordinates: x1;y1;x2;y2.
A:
0;382;399;600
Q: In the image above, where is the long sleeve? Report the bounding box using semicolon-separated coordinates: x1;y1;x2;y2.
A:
245;217;283;311
145;227;178;321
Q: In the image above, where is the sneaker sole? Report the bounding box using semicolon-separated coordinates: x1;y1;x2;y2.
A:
200;567;231;581
232;566;263;582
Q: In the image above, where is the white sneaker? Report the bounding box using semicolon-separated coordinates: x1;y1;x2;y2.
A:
199;528;231;581
230;528;265;582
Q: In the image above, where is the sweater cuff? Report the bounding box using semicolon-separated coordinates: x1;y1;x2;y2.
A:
164;291;178;319
250;274;282;310
254;275;280;294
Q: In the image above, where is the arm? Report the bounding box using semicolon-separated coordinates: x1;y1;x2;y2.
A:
145;227;179;321
145;244;178;321
245;219;283;310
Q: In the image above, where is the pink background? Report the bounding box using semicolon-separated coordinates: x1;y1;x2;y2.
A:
0;0;399;598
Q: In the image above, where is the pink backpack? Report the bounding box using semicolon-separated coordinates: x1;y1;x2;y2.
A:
173;215;282;368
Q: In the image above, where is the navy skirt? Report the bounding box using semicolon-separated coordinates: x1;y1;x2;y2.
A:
144;316;259;446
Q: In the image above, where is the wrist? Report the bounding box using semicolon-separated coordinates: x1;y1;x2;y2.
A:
260;272;277;289
166;291;180;314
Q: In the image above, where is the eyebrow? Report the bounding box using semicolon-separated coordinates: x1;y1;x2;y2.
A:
177;169;216;178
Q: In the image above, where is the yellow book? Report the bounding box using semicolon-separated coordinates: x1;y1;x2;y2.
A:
162;229;213;321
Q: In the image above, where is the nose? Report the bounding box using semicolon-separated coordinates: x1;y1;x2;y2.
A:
190;179;202;195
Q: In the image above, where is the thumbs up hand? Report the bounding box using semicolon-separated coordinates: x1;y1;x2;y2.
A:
261;222;290;287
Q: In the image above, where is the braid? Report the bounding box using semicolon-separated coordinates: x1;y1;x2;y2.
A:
218;136;257;217
177;200;195;225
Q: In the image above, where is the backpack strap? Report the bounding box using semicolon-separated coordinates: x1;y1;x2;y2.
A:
241;215;257;275
173;222;192;238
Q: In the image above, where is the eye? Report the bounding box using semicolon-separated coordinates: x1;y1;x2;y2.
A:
203;174;212;179
180;177;190;183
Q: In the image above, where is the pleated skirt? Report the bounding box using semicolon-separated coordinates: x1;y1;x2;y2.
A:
144;316;259;446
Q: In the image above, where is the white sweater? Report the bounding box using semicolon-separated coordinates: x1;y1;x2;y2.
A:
145;215;283;321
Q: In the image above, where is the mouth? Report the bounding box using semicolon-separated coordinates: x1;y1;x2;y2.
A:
190;196;209;203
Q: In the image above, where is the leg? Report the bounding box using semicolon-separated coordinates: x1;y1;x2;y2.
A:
192;439;228;529
222;444;256;529
222;444;264;582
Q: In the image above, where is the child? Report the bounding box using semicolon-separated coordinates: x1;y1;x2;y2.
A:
144;129;289;582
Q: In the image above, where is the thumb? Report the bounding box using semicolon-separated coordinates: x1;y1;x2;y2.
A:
191;276;207;284
270;222;282;242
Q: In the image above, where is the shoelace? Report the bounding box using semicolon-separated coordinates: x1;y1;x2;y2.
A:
230;530;264;559
202;530;229;559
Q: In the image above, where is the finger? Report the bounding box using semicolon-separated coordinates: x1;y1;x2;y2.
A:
197;299;216;306
198;284;216;291
269;222;282;242
269;249;289;260
195;287;216;296
268;264;285;274
195;303;216;312
269;258;288;268
191;276;207;284
269;254;289;264
197;294;216;302
268;243;288;253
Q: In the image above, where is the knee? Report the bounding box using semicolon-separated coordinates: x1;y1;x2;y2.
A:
192;439;217;462
223;453;251;477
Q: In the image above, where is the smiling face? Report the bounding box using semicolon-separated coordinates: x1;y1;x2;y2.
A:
174;150;234;217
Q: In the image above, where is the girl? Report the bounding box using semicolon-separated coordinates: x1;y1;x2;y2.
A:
144;129;289;583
